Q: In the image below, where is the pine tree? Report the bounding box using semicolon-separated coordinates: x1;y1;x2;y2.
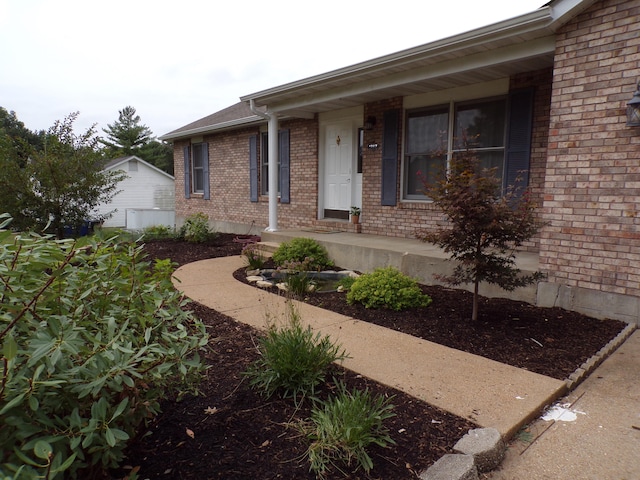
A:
100;106;152;156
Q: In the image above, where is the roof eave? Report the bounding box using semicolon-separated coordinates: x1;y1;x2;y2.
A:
159;115;265;142
241;7;554;107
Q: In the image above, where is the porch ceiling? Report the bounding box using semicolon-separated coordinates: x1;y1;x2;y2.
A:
241;9;556;116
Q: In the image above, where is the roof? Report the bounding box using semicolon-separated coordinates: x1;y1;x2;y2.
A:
160;102;266;142
103;155;175;180
162;0;597;140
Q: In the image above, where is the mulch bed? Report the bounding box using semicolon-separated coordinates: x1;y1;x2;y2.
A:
115;235;626;480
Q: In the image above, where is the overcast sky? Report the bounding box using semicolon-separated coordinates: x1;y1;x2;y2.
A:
1;0;544;139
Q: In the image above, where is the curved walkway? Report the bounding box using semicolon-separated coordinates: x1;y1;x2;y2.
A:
172;255;565;439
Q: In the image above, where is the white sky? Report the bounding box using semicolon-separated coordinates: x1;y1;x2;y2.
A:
1;0;544;139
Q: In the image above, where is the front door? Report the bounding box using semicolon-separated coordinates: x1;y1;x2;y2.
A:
323;122;353;218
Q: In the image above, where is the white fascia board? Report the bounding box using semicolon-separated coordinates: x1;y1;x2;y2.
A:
159;115;265;142
548;0;598;30
241;8;553;106
267;35;556;114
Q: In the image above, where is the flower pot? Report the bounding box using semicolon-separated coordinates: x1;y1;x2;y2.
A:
351;215;360;224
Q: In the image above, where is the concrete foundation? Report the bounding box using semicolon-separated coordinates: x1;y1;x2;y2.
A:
261;230;639;325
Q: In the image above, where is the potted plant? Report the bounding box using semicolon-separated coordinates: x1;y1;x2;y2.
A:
350;206;361;224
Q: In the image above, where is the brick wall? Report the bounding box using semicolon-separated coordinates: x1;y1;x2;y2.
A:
358;72;553;245
174;118;319;232
540;0;640;297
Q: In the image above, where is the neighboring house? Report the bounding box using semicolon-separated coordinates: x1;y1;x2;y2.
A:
160;0;640;323
96;156;175;229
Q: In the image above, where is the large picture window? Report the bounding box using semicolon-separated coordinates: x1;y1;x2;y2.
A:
403;97;507;199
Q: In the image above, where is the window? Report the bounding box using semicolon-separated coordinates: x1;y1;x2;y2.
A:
249;130;290;203
403;97;507;200
192;143;207;194
183;142;209;199
260;133;280;195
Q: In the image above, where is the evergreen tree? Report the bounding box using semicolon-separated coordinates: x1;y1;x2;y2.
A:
418;145;544;321
100;106;152;156
100;106;173;174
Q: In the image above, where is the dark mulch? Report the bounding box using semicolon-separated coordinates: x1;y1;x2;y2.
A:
117;235;626;480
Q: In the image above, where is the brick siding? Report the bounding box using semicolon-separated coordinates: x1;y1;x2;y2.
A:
541;0;640;297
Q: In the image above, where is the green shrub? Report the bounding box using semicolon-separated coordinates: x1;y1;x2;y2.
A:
244;303;348;405
335;275;356;292
178;212;217;243
272;237;333;272
241;243;266;270
346;267;432;311
143;224;176;240
304;382;395;477
0;214;207;479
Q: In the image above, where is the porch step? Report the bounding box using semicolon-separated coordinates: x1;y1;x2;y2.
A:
256;241;279;255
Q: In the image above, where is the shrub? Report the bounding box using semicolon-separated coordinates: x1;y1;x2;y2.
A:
304;382;395;477
272;237;333;272
142;224;176;240
0;214;207;479
335;275;356;292
244;303;348;405
241;243;266;270
346;267;432;311
178;212;217;243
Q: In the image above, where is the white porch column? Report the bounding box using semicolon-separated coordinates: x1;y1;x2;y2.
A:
266;113;279;232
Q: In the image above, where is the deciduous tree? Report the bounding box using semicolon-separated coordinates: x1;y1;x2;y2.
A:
0;112;125;238
418;146;544;321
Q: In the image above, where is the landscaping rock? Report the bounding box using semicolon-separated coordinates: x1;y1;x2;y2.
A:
453;427;505;472
419;454;478;480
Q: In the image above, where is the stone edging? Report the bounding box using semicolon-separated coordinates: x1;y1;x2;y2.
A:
565;322;637;391
420;322;638;480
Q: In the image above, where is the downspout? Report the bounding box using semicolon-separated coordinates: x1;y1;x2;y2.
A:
249;99;279;232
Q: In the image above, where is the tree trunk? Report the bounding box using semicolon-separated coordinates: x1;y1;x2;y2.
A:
472;280;479;321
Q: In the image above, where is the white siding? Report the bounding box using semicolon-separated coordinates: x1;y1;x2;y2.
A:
96;159;175;228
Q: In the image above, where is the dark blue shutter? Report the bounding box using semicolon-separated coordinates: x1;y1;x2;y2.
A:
203;144;210;200
249;135;258;202
279;129;290;204
381;110;399;206
505;88;534;195
183;145;191;199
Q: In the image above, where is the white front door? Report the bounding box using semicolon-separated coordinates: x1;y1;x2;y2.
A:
323;122;353;214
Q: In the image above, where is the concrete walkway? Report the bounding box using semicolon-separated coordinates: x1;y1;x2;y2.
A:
488;329;640;480
172;255;566;439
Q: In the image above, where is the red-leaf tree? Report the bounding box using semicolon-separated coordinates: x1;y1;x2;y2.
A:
418;146;544;321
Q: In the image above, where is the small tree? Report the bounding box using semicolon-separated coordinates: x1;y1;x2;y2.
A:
0;112;126;238
418;147;544;321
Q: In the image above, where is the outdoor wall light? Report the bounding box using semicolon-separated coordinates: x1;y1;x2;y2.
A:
626;80;640;127
364;116;377;130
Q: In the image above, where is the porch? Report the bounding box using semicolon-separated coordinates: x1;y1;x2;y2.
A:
261;228;541;305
